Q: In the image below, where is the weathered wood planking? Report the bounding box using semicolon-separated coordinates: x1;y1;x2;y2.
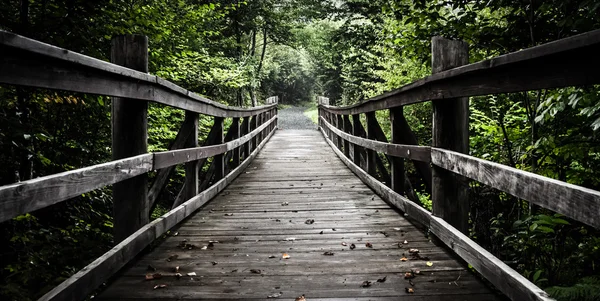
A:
0;154;153;223
321;128;554;301
95;130;499;301
38;126;277;301
321;29;600;115
0;30;276;118
320;117;431;162
432;148;600;229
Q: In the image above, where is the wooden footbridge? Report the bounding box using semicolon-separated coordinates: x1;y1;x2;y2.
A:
1;29;600;301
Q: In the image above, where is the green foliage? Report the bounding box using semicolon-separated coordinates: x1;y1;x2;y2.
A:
547;276;600;301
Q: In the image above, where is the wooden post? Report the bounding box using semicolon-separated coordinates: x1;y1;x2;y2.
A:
365;111;378;176
182;111;199;201
232;117;240;167
244;116;251;158
111;35;149;243
336;114;344;151
250;115;257;152
343;115;351;159
390;107;405;195
352;114;363;167
431;36;470;234
213;117;225;181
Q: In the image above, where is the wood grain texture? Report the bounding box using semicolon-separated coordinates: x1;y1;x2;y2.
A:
390;107;405;195
38;125;277;301
182;111;199;201
431;36;469;234
321;117;431;162
96;130;498;301
0;30;277;118
319;128;554;301
0;154;153;223
111;35;150;243
319;29;600;115
432;148;600;229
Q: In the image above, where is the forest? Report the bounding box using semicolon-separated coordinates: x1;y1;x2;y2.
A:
1;0;600;300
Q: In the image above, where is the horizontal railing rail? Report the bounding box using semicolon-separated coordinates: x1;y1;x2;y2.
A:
0;30;275;117
318;29;600;301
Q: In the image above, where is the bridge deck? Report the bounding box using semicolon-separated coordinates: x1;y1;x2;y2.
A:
97;130;501;300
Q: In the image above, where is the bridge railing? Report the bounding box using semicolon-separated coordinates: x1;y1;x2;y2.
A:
318;29;600;301
0;31;278;300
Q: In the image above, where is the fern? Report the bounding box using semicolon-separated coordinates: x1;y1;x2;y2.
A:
546;277;600;301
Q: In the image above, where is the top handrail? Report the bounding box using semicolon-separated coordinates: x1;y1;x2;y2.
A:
0;30;276;117
322;29;600;115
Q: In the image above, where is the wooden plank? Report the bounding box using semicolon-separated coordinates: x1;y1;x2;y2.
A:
37;123;277;301
319;29;600;115
343;115;352;158
321;117;431;162
111;35;150;243
0;30;277;118
432;148;600;229
365;112;378;176
320;128;554;301
336;114;344;150
390;107;405;195
0;154;152;223
214;117;225;181
231;118;240;167
182;112;199;201
352;114;363;166
431;36;469;234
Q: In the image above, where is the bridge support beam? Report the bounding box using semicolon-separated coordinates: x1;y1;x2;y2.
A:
182;111;199;201
111;35;149;243
431;37;470;234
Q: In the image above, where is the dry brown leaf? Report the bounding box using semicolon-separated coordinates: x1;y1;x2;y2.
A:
377;276;387;283
323;251;334;256
305;219;315;224
250;269;262;274
401;256;408;262
174;266;180;273
405;287;414;294
282;253;291;259
341;242;347;246
403;240;409;244
426;261;433;266
153;284;167;290
361;280;372;287
365;242;373;248
408;248;419;254
295;295;306;301
404;272;415;279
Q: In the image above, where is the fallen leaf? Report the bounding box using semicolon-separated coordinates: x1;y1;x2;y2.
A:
332;228;337;231
361;280;372;287
404;272;415;279
174;266;180;273
275;219;281;222
394;227;401;231
341;242;347;246
305;219;315;224
268;255;276;258
365;242;373;248
268;292;282;298
350;244;356;250
413;269;421;275
211;261;218;265
319;231;323;234
224;213;233;216
401;256;408;261
284;237;296;241
201;246;208;250
380;231;389;237
175;273;182;279
409;249;419;254
187;272;196;276
377;276;387;283
282;202;289;206
295;295;306;301
166;255;178;262
405;287;414;294
282;253;291;259
153;284;167;290
409;280;415;286
250;269;262;274
323;251;334;256
403;240;408;244
426;262;433;267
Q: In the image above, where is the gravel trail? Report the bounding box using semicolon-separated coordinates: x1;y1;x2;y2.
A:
277;106;317;130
